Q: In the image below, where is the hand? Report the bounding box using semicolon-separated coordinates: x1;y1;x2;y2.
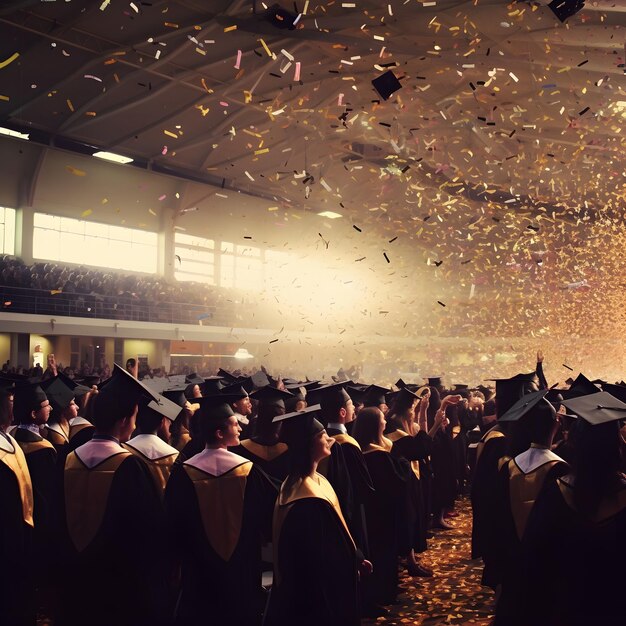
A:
442;394;462;407
47;353;57;374
537;350;544;363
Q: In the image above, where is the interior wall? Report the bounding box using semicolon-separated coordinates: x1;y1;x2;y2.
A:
0;333;11;365
123;339;161;367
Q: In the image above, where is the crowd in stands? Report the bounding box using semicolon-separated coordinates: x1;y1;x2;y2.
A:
0;255;233;324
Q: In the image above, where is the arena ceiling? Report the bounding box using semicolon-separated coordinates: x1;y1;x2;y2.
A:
1;0;626;345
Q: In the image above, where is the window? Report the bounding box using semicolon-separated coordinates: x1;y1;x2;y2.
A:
174;232;215;285
220;241;263;290
33;213;157;273
0;207;16;254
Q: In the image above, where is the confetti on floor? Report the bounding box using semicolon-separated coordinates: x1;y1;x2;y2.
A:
363;498;494;626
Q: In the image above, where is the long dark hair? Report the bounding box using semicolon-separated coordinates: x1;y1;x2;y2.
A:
571;419;623;516
353;407;383;449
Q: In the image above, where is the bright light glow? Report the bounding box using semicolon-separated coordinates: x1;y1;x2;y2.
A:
0;127;29;140
317;211;342;219
234;348;254;359
93;151;133;164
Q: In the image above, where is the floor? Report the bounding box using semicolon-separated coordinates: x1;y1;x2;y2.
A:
363;498;495;626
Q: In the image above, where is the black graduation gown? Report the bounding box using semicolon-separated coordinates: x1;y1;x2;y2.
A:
230;438;291;486
58;448;168;626
386;427;432;553
173;434;204;467
165;455;277;626
361;444;408;604
265;473;360;626
517;475;626;626
13;428;58;592
0;431;35;626
430;426;458;514
470;425;508;566
325;429;375;553
493;451;569;623
67;418;95;451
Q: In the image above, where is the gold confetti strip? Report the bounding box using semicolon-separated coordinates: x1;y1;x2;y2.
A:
0;52;19;69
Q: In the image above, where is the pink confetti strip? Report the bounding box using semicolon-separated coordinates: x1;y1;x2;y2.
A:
294;61;301;82
234;49;242;70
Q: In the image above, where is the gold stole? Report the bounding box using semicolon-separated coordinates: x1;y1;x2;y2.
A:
122;444;177;497
331;433;361;450
558;479;626;524
476;427;505;464
69;422;93;441
18;438;55;456
272;473;355;586
184;461;252;562
387;429;420;479
173;430;191;452
64;450;132;552
363;443;389;455
241;439;288;462
0;442;34;527
508;459;562;539
44;426;69;446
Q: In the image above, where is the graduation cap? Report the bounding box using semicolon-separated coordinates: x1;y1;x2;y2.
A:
600;383;626;404
75;375;100;387
161;385;188;415
219;383;249;399
140;377;172;396
498;389;554;423
250;385;293;409
41;377;75;414
372;70;402;100
143;393;183;422
548;0;585;23
476;384;495;400
13;381;48;413
99;364;161;405
561;391;626;426
272;404;325;448
185;373;204;386
454;384;470;391
284;384;308;402
202;376;224;395
52;371;92;397
345;383;367;404
242;370;270;393
489;372;540;418
217;368;238;383
308;382;352;411
362;384;390;408
195;394;241;423
424;376;443;388
561;373;600;400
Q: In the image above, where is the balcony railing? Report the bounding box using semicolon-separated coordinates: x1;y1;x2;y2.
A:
0;285;231;326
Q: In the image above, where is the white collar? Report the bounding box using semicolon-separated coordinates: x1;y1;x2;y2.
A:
17;423;42;435
184;447;250;477
514;446;564;474
69;416;92;427
0;431;16;453
46;422;69;441
327;423;348;434
75;439;127;469
233;412;249;426
125;434;178;461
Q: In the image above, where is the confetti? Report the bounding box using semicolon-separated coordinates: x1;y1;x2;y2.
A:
0;52;19;69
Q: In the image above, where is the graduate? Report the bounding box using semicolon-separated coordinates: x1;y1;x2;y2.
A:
0;388;35;626
471;370;539;569
230;384;293;484
492;390;569;624
165;393;278;626
354;406;408;609
12;382;57;566
41;376;84;454
265;404;366;626
386;386;452;575
122;392;181;497
518;391;626;626
58;364;168;626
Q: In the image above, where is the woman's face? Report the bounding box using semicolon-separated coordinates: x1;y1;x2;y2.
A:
377;410;386;439
311;429;334;464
